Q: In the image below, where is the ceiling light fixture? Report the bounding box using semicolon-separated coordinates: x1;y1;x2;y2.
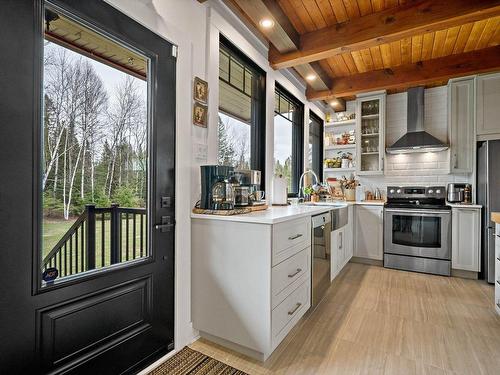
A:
306;74;317;81
259;18;275;28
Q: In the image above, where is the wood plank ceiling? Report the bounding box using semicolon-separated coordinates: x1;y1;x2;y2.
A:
226;0;500;107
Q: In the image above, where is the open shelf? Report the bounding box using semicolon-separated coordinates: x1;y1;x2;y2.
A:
325;119;356;127
324;167;356;172
362;114;379;119
325;144;356;150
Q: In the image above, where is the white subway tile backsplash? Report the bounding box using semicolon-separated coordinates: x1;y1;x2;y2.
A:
347;86;472;193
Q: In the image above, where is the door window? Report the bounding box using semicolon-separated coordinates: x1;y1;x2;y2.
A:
392;215;441;248
41;6;150;286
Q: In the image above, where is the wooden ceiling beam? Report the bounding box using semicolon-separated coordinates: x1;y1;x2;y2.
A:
230;0;334;93
271;0;500;69
306;46;500;100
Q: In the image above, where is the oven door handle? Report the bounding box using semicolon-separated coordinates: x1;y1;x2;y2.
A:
384;209;451;216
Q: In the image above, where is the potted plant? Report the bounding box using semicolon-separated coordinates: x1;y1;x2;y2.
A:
338;152;353;169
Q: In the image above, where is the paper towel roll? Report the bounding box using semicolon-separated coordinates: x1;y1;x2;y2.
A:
272;175;288;205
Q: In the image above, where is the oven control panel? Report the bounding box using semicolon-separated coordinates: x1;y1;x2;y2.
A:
387;186;446;199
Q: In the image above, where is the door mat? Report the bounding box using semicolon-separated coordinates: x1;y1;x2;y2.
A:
148;347;248;375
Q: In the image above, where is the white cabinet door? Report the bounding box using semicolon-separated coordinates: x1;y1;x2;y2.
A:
354;205;384;260
356;93;386;175
330;228;344;281
452;208;481;272
330;229;340;281
449;77;475;173
477;73;500;138
344;206;354;262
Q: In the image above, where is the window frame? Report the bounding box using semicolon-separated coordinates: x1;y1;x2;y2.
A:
218;36;266;189
274;83;304;197
309;110;324;182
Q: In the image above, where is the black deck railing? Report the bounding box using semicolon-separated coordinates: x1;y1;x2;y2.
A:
43;204;147;278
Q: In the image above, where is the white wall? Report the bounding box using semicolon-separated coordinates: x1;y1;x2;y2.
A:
105;1;326;367
105;0;206;358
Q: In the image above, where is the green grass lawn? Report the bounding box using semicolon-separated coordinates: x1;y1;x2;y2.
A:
43;216;147;276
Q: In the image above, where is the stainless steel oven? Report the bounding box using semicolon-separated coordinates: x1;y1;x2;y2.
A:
384;209;451;259
384;186;451;276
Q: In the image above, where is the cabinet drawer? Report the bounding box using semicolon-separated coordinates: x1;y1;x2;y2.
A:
273;217;311;265
272;279;310;339
272;247;310;308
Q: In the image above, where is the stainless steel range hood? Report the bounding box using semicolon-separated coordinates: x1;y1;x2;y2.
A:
386;87;449;154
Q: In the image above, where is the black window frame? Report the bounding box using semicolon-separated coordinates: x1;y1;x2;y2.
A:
218;35;266;189
309;110;324;182
274;83;304;196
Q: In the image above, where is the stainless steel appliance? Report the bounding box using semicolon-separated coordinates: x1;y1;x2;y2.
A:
384;186;451;276
386;87;449;154
478;140;500;284
311;212;331;308
447;183;468;203
233;169;264;205
200;165;235;210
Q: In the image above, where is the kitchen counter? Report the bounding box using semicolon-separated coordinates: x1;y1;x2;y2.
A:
191;200;386;224
492;212;500;224
447;203;482;209
191;204;333;224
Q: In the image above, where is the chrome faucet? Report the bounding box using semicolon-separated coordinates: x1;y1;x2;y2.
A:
298;170;320;200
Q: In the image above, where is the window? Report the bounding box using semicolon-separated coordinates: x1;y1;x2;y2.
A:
309;111;324;181
218;36;265;182
274;84;304;195
42;6;150;283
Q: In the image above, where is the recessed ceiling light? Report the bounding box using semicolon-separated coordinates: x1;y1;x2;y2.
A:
306;74;317;81
259;18;275;28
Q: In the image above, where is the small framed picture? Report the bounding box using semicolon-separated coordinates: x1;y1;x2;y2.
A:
193;77;208;104
193;102;208;127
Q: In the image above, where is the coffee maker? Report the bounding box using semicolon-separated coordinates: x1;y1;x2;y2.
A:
200;165;235;210
233;169;265;205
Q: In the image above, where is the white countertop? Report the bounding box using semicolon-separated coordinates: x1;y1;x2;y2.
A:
191;204;334;224
191;200;387;224
446;203;482;209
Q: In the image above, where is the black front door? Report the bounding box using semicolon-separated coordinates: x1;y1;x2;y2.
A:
0;1;175;373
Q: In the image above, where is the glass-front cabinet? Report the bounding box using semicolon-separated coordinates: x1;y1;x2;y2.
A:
356;93;386;175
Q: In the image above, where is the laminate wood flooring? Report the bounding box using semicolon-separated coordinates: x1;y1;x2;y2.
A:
190;263;500;375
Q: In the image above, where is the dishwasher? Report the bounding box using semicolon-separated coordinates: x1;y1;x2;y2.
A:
311;211;331;308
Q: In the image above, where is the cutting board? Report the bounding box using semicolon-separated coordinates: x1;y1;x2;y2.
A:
192;204;268;216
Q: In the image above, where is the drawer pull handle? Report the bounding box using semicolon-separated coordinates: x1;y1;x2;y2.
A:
288;268;302;278
288;234;303;240
288;302;302;316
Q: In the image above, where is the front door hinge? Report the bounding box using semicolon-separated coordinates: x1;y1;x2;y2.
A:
171;45;178;58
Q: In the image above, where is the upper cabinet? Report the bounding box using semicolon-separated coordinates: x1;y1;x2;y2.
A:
356;93;386;175
477;73;500;139
448;77;475;174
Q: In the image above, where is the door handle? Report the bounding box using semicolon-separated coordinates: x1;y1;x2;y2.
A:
339;232;343;249
155;216;174;232
288;233;303;240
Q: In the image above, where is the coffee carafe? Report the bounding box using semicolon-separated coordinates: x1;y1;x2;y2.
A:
200;165;235;210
